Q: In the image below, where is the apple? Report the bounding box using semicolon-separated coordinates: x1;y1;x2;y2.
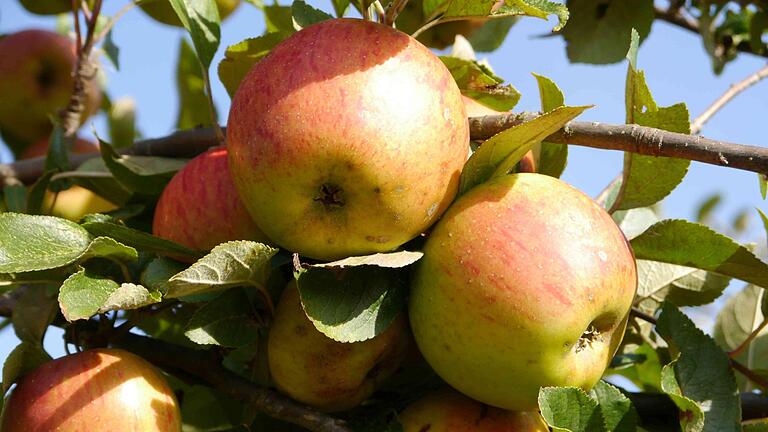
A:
0;348;182;431
139;0;241;27
153;146;269;257
227;18;469;261
409;173;637;411
0;29;101;152
399;389;549;431
268;282;408;411
462;95;536;173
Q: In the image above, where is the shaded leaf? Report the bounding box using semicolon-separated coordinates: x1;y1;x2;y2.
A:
12;286;57;343
79;236;139;265
185;288;260;347
440;56;520;111
533;73;568;178
81;218;199;259
291;0;333;29
177;39;215;130
98;138;186;196
538;386;604;432
217;32;290;96
589;381;638;432
2;342;51;393
168;0;221;68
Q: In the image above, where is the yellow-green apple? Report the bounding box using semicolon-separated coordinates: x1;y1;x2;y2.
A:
462;95;536;173
268;282;408;411
153;146;269;259
227;18;469;261
0;29;101;151
0;348;182;431
139;0;240;26
21;137;118;221
399;389;549;431
409;173;637;411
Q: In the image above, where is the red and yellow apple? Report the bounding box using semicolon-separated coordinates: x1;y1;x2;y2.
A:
0;30;101;151
0;348;182;431
409;173;637;411
153;146;269;257
462;95;536;173
399;389;549;431
227;18;469;260
268;282;408;411
139;0;241;27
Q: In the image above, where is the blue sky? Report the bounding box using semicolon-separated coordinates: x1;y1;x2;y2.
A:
0;1;766;360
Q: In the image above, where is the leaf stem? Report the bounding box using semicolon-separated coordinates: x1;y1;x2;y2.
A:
201;68;225;146
411;16;466;39
729;317;768;359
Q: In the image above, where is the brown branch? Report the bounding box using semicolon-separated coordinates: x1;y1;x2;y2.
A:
691;63;768;134
654;5;768;59
729;317;768;359
4;113;767;187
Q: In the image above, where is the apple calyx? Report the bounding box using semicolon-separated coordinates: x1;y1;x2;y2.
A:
315;183;346;208
575;313;619;353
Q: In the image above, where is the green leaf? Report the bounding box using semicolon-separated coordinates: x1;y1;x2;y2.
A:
444;0;568;32
79;236;139;264
612;206;658;240
440;56;520;111
180;385;242;431
533;73;568;178
291;0;333;29
589;381;638;432
659;361;705;432
311;251;423;268
167;241;278;298
263;4;294;33
760;174;768;199
611;343;662;392
0;213;92;273
184;288;260;347
630;219;768;287
43;125;71;176
98;138;186;196
81;218;200;259
141;257;188;294
635;259;730;308
12;286;58;343
58;269;119;321
107;97;136;150
713;284;768;392
97;283;162;314
696;193;722;223
750;11;768;55
758;208;768;250
217;32;290;96
168;0;221;68
459;106;590;195
296;266;406;343
538;387;605;432
3;184;26;213
2;342;51;393
69;158;132;206
467;17;518;52
103;30;120;70
656;303;741;432
563;0;654;64
25;171;54;215
330;0;349;17
177;39;215;130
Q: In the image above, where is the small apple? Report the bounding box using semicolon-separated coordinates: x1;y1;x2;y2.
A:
268;282;408;411
227;18;469;260
0;29;101;152
462;95;536;173
399;389;549;431
153;146;269;258
0;348;182;431
409;173;637;411
139;0;241;27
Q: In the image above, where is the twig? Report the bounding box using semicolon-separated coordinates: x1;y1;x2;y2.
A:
630;307;658;325
729;317;768;359
731;359;768;390
411;16;466;39
5;113;768;187
92;1;140;45
654;4;768;59
110;332;353;432
691;63;768;134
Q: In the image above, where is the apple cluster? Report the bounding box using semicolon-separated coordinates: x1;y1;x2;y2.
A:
0;14;637;432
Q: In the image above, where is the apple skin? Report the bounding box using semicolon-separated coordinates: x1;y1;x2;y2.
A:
409;173;637;411
153;146;269;257
228;18;469;261
0;348;182;431
0;30;101;150
21;137;118;221
462;96;536;173
399;389;549;432
268;282;408;412
140;0;240;27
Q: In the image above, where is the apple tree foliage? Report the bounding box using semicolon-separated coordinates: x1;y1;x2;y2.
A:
1;0;768;431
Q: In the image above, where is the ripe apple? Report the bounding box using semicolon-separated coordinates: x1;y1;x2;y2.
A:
399;389;549;431
0;30;101;151
153;146;269;257
139;0;241;27
227;18;469;261
268;282;408;411
409;173;637;411
462;95;536;173
0;348;182;431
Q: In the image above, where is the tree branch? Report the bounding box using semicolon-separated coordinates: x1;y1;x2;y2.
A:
654;5;768;59
691;63;768;134
3;114;767;187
